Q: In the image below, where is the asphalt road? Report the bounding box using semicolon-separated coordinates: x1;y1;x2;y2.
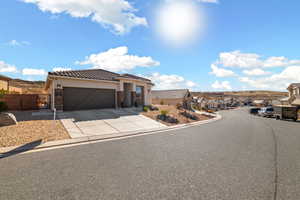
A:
1;108;300;200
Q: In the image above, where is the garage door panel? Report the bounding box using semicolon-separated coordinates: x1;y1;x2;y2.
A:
63;87;115;111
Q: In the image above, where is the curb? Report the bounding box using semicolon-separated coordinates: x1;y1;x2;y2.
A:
0;113;222;156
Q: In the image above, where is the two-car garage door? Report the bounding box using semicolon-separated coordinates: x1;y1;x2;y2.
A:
63;87;115;111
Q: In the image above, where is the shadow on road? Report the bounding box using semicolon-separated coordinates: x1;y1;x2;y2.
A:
0;139;42;159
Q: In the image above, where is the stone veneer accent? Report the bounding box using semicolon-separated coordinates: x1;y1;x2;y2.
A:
54;88;63;111
131;91;137;107
117;91;124;108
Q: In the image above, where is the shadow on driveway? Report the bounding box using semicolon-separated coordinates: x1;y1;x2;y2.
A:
0;139;42;159
57;108;143;122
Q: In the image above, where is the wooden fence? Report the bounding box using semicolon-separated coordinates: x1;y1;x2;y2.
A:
0;94;50;111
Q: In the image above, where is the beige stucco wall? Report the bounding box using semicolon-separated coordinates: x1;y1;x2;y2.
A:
0;80;8;90
53;78;119;90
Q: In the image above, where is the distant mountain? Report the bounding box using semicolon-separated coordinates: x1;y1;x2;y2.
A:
10;79;46;94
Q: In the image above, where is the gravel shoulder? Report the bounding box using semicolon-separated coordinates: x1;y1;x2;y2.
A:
0;120;70;147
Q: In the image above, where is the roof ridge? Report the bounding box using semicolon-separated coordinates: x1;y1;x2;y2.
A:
49;68;120;75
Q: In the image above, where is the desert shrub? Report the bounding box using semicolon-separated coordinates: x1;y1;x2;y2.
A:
160;110;168;116
143;106;149;112
150;105;159;111
160;100;164;105
0;101;8;112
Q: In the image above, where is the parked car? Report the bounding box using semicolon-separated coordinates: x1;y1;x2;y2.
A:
258;107;274;117
274;105;298;121
249;107;261;115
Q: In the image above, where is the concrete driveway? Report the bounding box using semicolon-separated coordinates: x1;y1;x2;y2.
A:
58;108;166;138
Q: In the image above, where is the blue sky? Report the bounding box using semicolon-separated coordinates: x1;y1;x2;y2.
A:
1;0;300;91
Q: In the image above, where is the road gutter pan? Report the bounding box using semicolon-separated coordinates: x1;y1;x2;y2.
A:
0;113;222;155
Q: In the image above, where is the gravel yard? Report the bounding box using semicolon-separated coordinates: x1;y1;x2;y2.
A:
0;120;70;147
142;105;213;126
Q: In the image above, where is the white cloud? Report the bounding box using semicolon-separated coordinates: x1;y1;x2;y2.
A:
211;80;232;90
53;67;72;72
22;0;147;35
8;40;31;46
197;0;219;3
0;61;18;73
217;50;300;68
239;66;300;90
144;72;198;90
210;64;235;77
243;68;271;76
22;68;46;76
77;46;160;72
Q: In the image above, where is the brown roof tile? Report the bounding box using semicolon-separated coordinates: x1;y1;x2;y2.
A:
48;68;151;83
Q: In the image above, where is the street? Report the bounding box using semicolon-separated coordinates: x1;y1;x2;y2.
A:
1;108;300;200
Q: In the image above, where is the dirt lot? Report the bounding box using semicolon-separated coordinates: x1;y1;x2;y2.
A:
0;120;70;148
142;105;213;126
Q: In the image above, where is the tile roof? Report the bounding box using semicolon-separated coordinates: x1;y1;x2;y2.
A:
288;83;300;88
152;89;190;99
48;69;150;82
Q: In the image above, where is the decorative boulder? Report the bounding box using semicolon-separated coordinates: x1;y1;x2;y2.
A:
0;113;17;127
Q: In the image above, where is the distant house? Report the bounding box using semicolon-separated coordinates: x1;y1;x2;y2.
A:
279;97;289;105
287;83;300;106
252;99;266;107
0;74;11;91
152;89;192;109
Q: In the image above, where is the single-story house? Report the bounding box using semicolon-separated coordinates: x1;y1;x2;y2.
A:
151;89;192;109
0;74;11;91
279;97;290;105
45;69;153;111
287;83;300;106
252;99;266;107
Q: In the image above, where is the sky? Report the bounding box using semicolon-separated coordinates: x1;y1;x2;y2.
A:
1;0;300;91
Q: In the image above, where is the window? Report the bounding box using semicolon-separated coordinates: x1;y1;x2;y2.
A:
136;86;143;98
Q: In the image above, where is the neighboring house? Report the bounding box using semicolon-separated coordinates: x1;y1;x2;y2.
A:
151;89;192;109
45;69;153;111
279;97;290;105
252;100;266;107
0;74;11;91
270;99;281;106
287;83;300;106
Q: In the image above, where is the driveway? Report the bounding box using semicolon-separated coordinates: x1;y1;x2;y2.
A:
57;108;166;138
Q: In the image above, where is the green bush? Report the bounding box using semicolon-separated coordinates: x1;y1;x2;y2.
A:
0;101;8;112
160;110;168;116
160;100;164;105
143;106;149;112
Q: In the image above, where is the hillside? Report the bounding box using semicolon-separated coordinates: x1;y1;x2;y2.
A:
10;79;46;94
192;90;288;100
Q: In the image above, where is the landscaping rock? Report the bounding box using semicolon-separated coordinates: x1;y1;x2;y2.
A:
180;111;199;120
0;113;17;127
157;114;179;124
